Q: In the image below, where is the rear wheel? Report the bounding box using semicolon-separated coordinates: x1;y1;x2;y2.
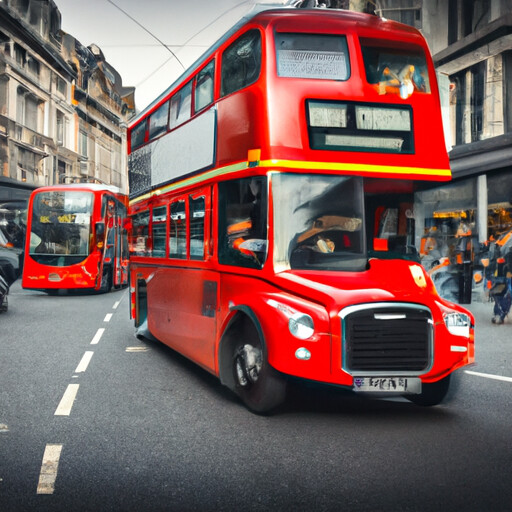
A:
231;320;286;414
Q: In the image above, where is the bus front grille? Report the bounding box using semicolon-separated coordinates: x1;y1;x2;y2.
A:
341;303;432;374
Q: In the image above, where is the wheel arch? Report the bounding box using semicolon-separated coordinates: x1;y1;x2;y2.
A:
218;305;266;391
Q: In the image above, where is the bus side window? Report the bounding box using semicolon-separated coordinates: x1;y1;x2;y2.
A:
149;101;170;140
130;210;150;256
190;195;206;260
220;29;261;97
152;206;167;258
195;60;215;113
169;81;192;129
169;199;187;259
218;177;267;269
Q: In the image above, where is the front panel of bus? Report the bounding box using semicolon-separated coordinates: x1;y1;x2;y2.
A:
22;188;102;291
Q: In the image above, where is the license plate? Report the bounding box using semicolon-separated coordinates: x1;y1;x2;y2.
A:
353;377;421;394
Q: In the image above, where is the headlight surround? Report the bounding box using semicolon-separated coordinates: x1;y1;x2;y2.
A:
267;299;316;340
288;313;315;340
443;312;471;337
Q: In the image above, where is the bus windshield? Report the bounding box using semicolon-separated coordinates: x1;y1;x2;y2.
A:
29;191;93;265
273;174;366;271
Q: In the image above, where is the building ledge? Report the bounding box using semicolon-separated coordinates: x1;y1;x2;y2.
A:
449;134;512;178
434;13;512;68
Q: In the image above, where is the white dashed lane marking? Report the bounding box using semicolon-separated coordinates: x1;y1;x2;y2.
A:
36;444;63;495
465;370;512;383
74;351;94;373
54;384;80;416
90;328;105;345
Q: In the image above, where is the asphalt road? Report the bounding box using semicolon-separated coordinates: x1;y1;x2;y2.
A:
1;280;511;512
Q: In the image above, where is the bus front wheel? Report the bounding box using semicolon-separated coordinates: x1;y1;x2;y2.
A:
99;266;113;293
231;322;286;414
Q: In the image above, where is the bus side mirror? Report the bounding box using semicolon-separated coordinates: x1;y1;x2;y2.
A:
95;222;105;237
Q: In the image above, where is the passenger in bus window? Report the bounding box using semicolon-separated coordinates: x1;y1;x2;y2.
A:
221;177;267;268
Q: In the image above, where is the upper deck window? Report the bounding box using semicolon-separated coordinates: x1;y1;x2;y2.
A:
275;33;349;80
130;121;147;151
195;61;215;113
221;29;261;97
149;101;169;140
361;38;430;97
170;81;192;129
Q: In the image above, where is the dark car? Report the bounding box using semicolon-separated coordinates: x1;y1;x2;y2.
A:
0;229;21;285
0;272;8;313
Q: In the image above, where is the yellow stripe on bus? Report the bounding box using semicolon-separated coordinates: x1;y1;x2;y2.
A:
259;159;452;178
129;159;451;205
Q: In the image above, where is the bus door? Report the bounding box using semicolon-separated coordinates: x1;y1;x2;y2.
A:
149;187;218;372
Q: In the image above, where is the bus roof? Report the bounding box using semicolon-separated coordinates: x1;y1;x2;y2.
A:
32;183;122;195
129;5;420;128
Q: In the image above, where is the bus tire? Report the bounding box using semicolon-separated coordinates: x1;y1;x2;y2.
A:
406;373;452;406
230;318;287;414
99;266;113;293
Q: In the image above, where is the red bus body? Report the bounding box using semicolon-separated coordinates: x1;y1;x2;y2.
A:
127;8;474;412
22;184;129;293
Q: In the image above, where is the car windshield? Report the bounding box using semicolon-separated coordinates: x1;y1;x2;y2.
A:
29;191;93;262
272;173;366;271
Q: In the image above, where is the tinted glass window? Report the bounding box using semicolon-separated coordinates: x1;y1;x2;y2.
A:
130;210;150;257
195;61;215;113
169;200;187;258
190;195;205;260
221;30;261;97
169;81;192;129
152;206;167;258
218;177;267;269
149;102;169;139
130;121;147;150
275;33;350;80
361;38;430;94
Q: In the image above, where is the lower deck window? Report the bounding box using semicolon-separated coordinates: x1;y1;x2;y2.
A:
218;177;268;269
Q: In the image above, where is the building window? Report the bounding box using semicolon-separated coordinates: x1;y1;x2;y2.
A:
14;44;26;66
79;131;88;157
56;76;67;97
377;0;422;29
462;0;490;37
27;55;40;77
452;61;486;145
56;111;65;146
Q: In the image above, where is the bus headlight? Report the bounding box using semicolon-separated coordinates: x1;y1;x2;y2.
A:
289;313;314;340
443;312;471;337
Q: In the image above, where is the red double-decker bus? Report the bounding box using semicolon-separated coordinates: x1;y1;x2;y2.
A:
22;184;129;293
127;7;474;413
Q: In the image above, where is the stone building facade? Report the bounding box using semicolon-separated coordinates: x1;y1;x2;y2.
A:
377;0;512;302
0;0;134;200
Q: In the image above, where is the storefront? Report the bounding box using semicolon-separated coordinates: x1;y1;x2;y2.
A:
414;169;512;304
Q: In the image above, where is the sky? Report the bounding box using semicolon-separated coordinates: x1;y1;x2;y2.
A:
55;0;291;113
